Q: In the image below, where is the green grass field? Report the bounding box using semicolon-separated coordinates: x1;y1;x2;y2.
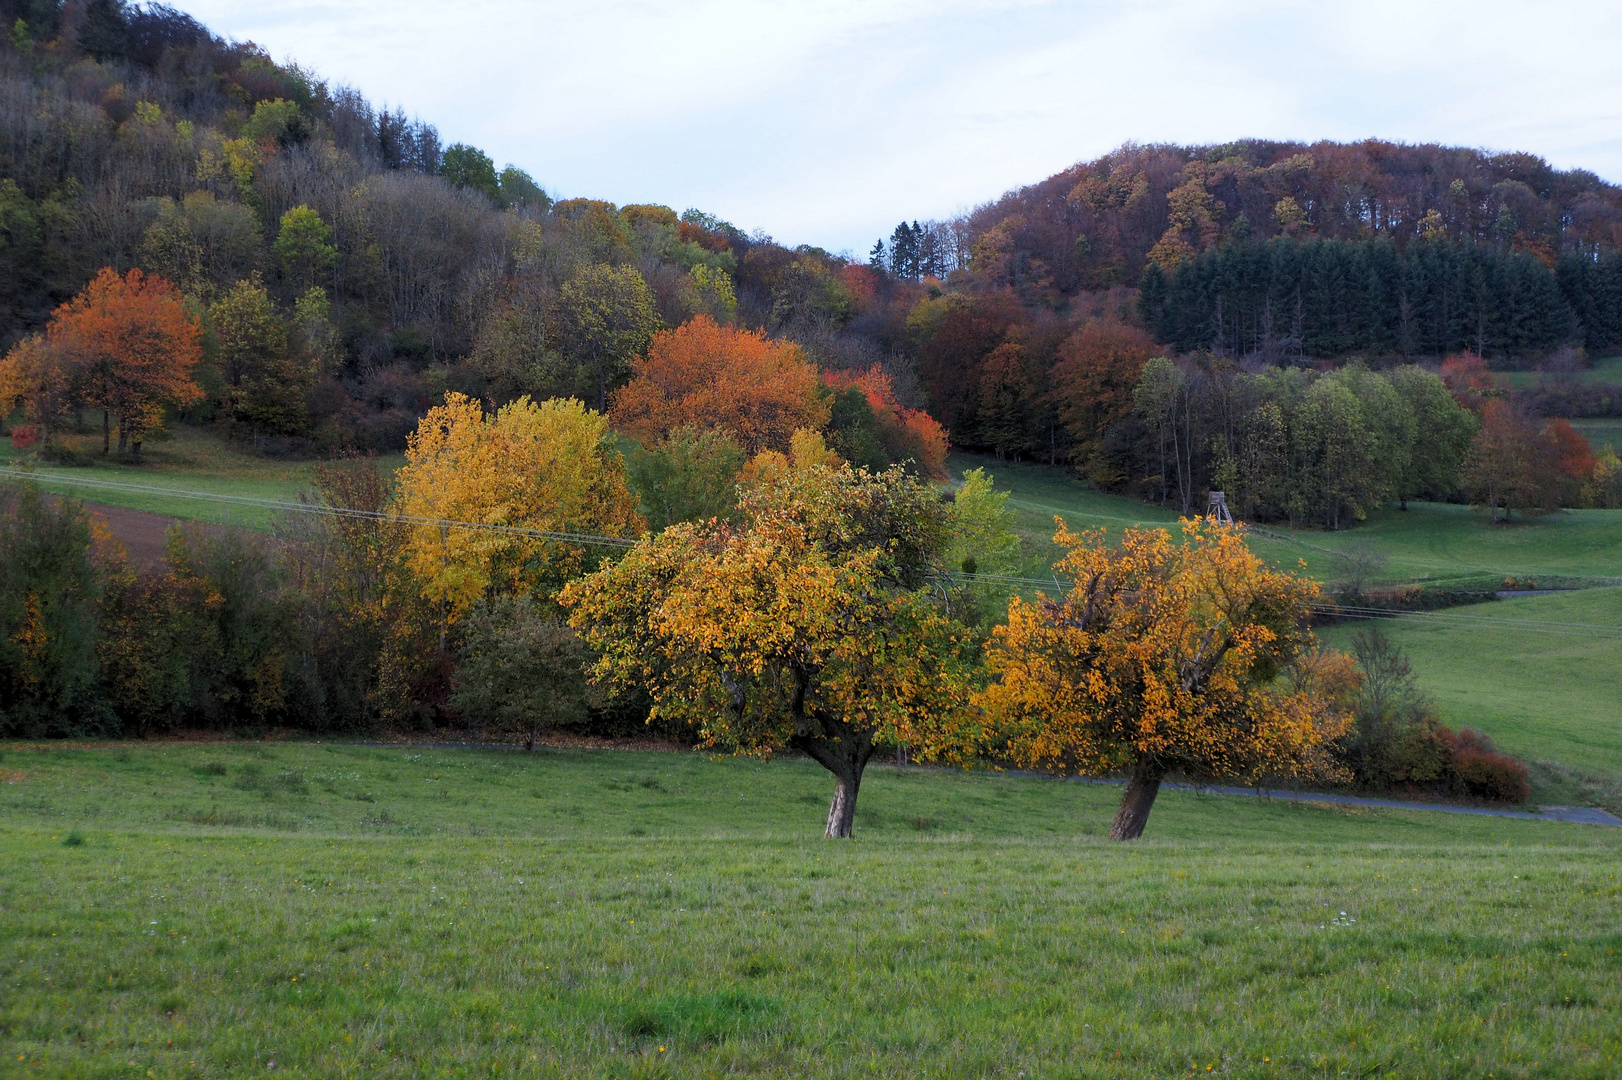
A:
2;741;1621;1078
1319;590;1622;805
949;453;1622;589
0;425;404;532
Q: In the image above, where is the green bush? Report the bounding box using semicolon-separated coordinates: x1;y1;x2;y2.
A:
0;483;111;737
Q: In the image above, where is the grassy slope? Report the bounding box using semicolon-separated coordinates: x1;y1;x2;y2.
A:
0;426;404;532
949;452;1622;587
2;742;1621;1079
1318;589;1622;790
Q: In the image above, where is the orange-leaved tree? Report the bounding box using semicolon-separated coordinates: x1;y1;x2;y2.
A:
563;461;979;837
394;393;643;635
50;268;203;456
609;315;829;454
976;518;1352;840
1048;320;1159;483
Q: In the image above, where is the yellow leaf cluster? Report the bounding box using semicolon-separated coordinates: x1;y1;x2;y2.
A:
563;463;978;762
395;393;643;621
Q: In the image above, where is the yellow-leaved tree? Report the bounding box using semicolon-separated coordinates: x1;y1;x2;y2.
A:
394;393;643;633
976;518;1355;840
563;460;981;837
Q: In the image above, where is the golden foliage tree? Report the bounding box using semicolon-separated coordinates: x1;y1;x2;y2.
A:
563;462;979;837
395;393;644;631
609;315;830;455
976;518;1352;840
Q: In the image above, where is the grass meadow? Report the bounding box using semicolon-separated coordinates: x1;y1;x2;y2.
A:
1318;590;1622;808
947;453;1622;589
1495;354;1622;391
2;741;1621;1078
0;424;403;532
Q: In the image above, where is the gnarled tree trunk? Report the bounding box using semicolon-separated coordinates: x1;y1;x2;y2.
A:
1109;759;1168;841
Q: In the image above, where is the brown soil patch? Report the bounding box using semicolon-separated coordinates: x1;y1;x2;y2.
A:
50;498;243;568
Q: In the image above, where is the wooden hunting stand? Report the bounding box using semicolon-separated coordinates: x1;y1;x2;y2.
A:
1207;491;1234;525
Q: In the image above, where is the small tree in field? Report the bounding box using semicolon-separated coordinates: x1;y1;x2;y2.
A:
52;268;203;455
976;518;1352;840
563;461;979;837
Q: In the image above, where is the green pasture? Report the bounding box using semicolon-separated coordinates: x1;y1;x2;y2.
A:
2;742;1621;1078
950;453;1622;588
0;425;335;531
1319;589;1622;805
1495;353;1622;390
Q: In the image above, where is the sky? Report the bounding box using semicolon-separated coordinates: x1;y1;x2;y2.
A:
181;0;1622;256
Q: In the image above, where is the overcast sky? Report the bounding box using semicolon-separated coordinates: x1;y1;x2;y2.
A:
181;0;1622;256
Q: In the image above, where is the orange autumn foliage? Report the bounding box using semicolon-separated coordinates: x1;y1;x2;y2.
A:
1049;321;1159;479
1542;418;1597;485
50;268;203;453
1439;352;1502;412
609;315;829;455
976;517;1353;840
821;364;949;478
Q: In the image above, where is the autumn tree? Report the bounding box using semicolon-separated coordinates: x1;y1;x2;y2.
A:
976;518;1352;840
1541;418;1598;507
0;335;74;445
1463;400;1557;521
564;462;979;838
394;393;644;633
556;263;659;411
822;365;949;478
610;315;831;455
49;268;203;456
1048;321;1158;480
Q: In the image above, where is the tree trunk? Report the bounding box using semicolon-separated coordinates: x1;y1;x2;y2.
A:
102;410;110;455
1109;760;1167;841
784;668;875;838
826;771;860;838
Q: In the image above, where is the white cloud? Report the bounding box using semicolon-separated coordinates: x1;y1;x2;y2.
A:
181;0;1622;253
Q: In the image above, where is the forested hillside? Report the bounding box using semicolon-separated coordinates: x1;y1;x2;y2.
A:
0;0;905;456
